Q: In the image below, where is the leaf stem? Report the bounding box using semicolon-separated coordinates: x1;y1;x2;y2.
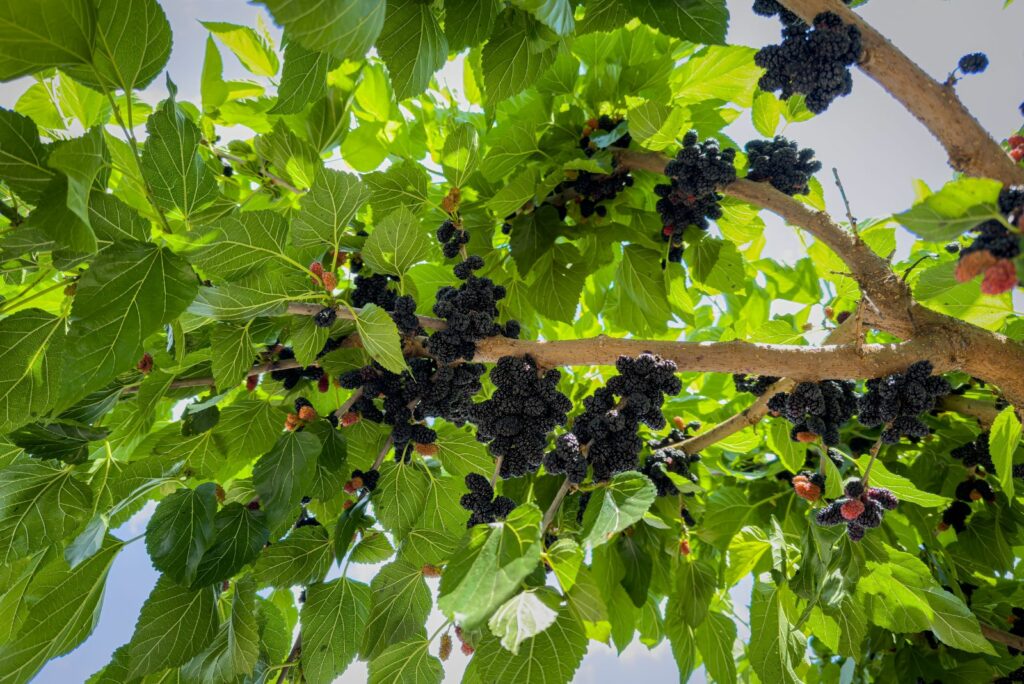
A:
542;478;572;531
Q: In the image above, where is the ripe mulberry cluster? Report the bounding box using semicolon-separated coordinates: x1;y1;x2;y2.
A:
544;433;588;484
339;361;438;456
950;431;995;472
939;500;972;533
579;115;631;157
415;361;485;426
955;477;995;503
268;344;325;390
470;355;572;479
744;136;822;196
733;373;781;396
428;258;519;364
957;52;989;75
754;12;862;114
767;380;857;445
814;477;897;541
858;361;950;443
655;131;737;263
344;468;380;493
956;187;1024;294
460;473;517;527
351;273;422;335
437;219;469;259
637;419;701;496
569;169;634;219
569;354;683;481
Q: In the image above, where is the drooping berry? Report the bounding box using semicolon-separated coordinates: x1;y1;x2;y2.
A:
313;307;337;328
958;52;989;74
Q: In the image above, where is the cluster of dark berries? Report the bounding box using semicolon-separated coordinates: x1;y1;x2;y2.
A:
733;373;781;396
344;468;380;493
955;477;995;504
437;219;469;259
858;361;951;443
579;115;631;157
415;361;485;427
268;344;326;391
792;471;826;502
636;418;702;496
428;260;519;364
751;0;804;28
950;431;995;472
956;187;1023;295
754;11;862;113
470;355;572;479
815;477;898;541
313;306;337;328
563;354;683;482
957;52;989;75
350;273;422;335
567;168;634;219
460;473;517;527
655;131;737;263
939;500;972;533
339;361;437;456
544;433;588;484
744;136;822;196
767;380;857;445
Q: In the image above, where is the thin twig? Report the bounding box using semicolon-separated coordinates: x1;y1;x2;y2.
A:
861;434;886;485
371;436;394;471
275;632;302;684
333;388;364;418
832;167;857;235
491;456;503;487
542;479;572;531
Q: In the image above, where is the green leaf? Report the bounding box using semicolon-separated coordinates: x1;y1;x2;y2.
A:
673;559;716;628
375;461;430;538
468;607;587;684
699;486;754;549
0;0;94;81
271;41;339;114
444;0;500;51
438;503;543;630
253;431;322;527
257;0;386;61
896;177;1004;242
210;323;257;392
752;91;781;137
527;247;586;323
202;21;279;77
0;537;121;684
488;588;560;654
47;127;109;226
0;309;64;433
434;424;494;479
191;503;269;588
0;461;91;565
216;399;285;463
142;86;219;218
334;492;371;560
488;167;538;218
510;205;562;276
625;0;728;44
363;207;435;277
65;513;108;569
853;455;950;508
546;538;583;592
361;560;432;659
351;531;397;564
192;210;291;283
748;582;801;684
628;100;691;151
0;107;54;203
368;639;443;684
293;168;369;250
672;45;759;106
482;10;560;106
581;471;657;548
441;122;480;187
65;0;172;93
88;191;149;244
181;575;260;683
144;482;218;586
616;246;672;333
695;610;738;684
377;0;448;100
356;304;408;374
254;524;333;587
990;405;1019;500
365;161;431;219
685;235;745;293
302;577;371;684
125;575;219;678
617;534;652;607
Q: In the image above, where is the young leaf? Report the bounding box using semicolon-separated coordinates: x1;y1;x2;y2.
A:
144;482;218;586
301;577;371;684
355;304;408;374
990;405;1020;500
581;471;657;548
360;560;432;659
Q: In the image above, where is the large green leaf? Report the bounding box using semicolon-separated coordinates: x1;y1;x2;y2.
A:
990;406;1020;500
141;85;220;218
252;431;322;527
368;639;443;684
202;21;279;77
125;575;219;678
60;240;198;406
46;127;109;226
292;167;369;249
356;303;408;374
65;0;172;93
467;608;588;684
444;0;500;51
191;503;269;588
181;575;260;683
0;461;91;565
482;10;560;106
270;42;339;115
254;524;333;588
375;460;430;539
360;560;432;659
144;482;218;586
377;0;448;100
438;503;543;630
257;0;386;61
302;578;371;683
581;471;657;548
210;323;257;392
624;0;728;44
896;177;1004;242
695;610;738;684
0;309;63;433
0;0;94;81
0;107;54;202
192;210;291;283
0;537;121;684
487;588;560;655
363;207;435;277
748;582;801;684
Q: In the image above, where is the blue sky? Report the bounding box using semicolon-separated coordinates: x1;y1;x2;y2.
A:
13;0;1024;681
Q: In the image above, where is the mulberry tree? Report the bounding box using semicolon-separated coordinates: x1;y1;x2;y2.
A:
1;0;1024;682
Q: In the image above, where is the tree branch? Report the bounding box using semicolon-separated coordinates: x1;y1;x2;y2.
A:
981;624;1024;652
284;302;447;330
778;0;1024;185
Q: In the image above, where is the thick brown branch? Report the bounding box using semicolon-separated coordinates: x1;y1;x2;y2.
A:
778;0;1024;185
981;624;1024;652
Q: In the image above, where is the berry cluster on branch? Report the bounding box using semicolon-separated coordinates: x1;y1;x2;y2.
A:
858;360;951;443
768;379;857;445
460;473;517;527
950;431;995;472
955;186;1024;294
641;420;702;496
744;136;822;196
815;477;898;541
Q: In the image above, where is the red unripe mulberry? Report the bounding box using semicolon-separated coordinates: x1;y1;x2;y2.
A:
981;259;1017;294
137;352;154;374
322;272;338;291
298;405;317;422
340;411;360;427
318;375;330;393
246;375;259;391
840;498;865;520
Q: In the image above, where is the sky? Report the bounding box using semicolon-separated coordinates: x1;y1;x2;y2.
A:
10;0;1024;681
